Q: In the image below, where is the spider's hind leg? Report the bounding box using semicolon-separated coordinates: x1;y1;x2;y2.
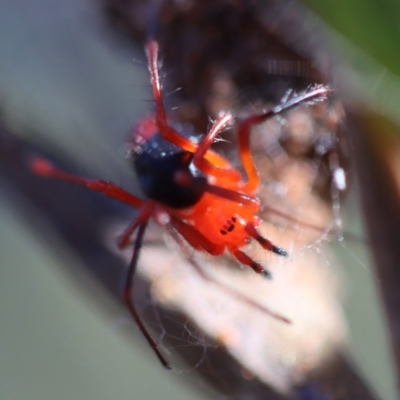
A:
230;247;272;279
121;217;172;369
166;225;290;323
245;222;288;257
117;202;155;249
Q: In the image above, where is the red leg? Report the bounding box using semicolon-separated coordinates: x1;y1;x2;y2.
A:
146;41;198;153
173;169;260;207
32;158;144;208
201;185;260;208
192;114;241;182
145;41;234;169
238;85;330;193
245;222;288;257
230;248;272;279
193;114;233;161
118;202;155;249
121;219;171;369
32;157;170;367
166;226;290;324
171;216;224;256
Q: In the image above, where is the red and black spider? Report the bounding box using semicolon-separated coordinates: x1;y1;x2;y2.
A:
31;40;329;369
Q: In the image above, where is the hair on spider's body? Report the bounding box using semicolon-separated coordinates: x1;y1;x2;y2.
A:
31;40;330;368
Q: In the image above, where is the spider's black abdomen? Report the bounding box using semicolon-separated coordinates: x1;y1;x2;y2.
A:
132;133;207;209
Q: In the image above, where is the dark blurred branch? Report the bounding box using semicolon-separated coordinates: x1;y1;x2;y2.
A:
349;108;400;389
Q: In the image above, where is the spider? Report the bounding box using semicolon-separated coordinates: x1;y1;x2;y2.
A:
31;40;329;369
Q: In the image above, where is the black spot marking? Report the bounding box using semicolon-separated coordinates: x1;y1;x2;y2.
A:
220;216;237;235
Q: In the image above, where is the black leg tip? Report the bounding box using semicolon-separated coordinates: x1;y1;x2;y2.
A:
261;269;273;279
272;245;288;257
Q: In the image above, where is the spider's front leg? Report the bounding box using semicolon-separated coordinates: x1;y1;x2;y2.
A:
31;158;144;208
236;85;331;193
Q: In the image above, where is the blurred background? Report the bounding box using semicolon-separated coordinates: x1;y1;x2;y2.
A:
0;0;399;399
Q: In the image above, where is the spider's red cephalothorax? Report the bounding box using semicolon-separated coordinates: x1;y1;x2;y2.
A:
31;40;329;368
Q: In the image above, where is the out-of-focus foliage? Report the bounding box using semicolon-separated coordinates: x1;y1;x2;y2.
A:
305;0;400;77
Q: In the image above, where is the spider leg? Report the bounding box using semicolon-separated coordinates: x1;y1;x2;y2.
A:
118;219;143;249
146;41;197;153
245;222;288;257
230;248;272;279
177;85;330;194
32;158;170;367
145;41;234;168
172;216;275;284
118;202;155;249
200;185;260;207
31;158;144;208
174;171;259;208
122;219;171;369
171;216;224;256
192;113;241;181
166;225;290;324
238;86;330;193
